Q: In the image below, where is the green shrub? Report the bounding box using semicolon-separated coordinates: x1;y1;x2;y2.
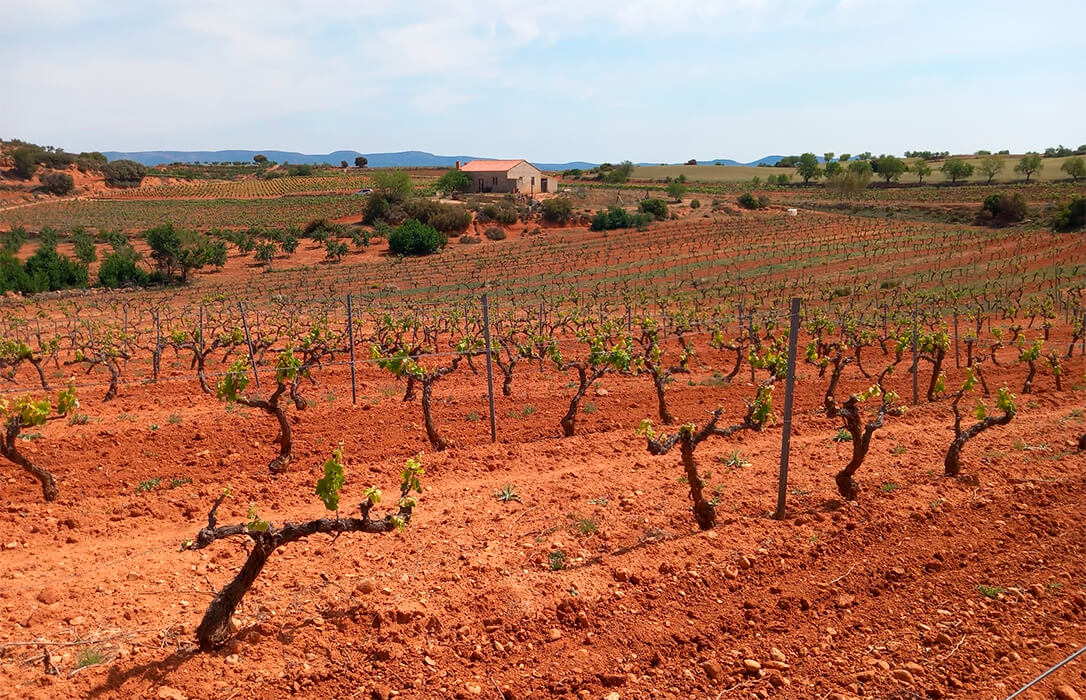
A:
98;249;150;288
103;159;147;188
24;242;88;291
71;228;97;264
428;206;472;233
388;219;444;256
1052;197;1085;231
540;197;573;224
304;218;334;235
11;146;41;179
2;226;28;253
460;235;481;244
976;192;1027;226
484;226;506;241
287;164;313;176
690;199;701;209
40;172;74;195
638;198;668;220
737;193;768;210
589;207;651;231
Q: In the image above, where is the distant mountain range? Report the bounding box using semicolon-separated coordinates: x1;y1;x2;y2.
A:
102;149;596;171
102;149;786;170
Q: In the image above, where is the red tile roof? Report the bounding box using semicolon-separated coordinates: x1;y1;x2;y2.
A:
460;159;529;172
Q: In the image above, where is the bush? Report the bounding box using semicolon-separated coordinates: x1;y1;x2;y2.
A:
287;164;313;176
690;199;701;209
372;170;413;203
304;218;335;235
589;207;652;231
103;159;146;188
484;226;506;241
40;172;74;195
1052;197;1085;232
737;193;768;210
24;242;88;291
98;249;150;288
428;207;472;233
976;192;1027;226
11;147;40;179
459;235;481;244
71;228;97;264
541;197;573;224
435;168;471;194
388;219;444;256
638;198;669;220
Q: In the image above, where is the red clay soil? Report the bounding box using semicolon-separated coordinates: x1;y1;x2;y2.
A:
0;344;1084;700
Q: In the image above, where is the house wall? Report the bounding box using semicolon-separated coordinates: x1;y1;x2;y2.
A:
469;162;544;193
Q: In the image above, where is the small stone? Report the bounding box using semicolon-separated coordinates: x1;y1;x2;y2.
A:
423;656;436;667
836;594;855;609
36;587;62;605
932;632;953;646
903;661;924;675
371;685;392;700
743;659;761;674
157;686;188;700
464;682;482;695
126;571;141;581
701;659;723;681
548;628;562;641
891;669;914;684
356;579;376;594
224;654;239;665
604;693;620;700
1055;686;1082;700
739;556;752;570
770;647;786;663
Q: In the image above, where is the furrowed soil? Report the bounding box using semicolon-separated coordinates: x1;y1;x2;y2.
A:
0;348;1084;700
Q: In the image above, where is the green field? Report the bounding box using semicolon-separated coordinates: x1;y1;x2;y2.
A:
633;155;1084;185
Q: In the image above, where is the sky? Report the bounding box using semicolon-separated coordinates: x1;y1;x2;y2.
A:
1;0;1083;163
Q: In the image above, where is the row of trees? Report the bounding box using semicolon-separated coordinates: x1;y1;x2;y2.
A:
789;151;1083;185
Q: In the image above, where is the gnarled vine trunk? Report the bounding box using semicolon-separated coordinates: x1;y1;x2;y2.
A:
0;418;58;502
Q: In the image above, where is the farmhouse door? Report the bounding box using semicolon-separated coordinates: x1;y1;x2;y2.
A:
540;177;548;193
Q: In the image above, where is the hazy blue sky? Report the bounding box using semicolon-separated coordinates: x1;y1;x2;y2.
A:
2;0;1083;162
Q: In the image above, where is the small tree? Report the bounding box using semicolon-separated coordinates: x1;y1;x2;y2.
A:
102;159;146;188
941;158;974;183
638;198;668;220
0;383;78;501
943;371;1015;477
388;219;444;256
372;170;413;202
1060;156;1085;182
435;168;471;194
1014;153;1043;182
912;159;932;184
796;152;822;184
666;179;687;202
978;155;1005;184
874;156;906;183
355;156;368;168
254;242;276;267
253;154;268;164
182;451;422;650
541;197;573;224
41;172;75;195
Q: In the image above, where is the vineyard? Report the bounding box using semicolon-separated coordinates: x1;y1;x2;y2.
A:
0;202;1083;699
0;195;368;231
101;175;376;200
